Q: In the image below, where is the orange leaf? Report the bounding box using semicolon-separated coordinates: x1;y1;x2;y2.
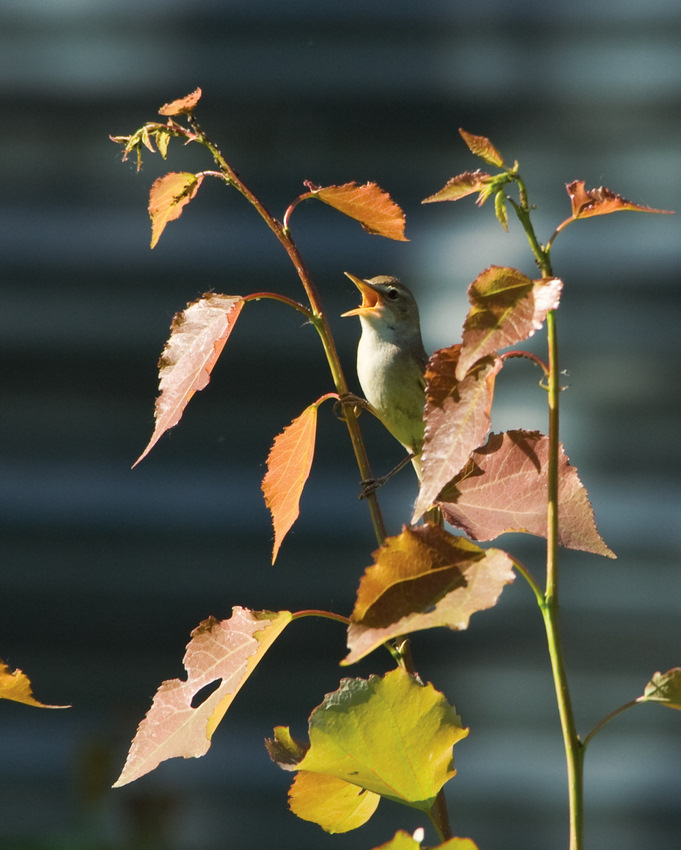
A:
458;129;505;168
422;170;495;205
306;181;408;241
566;180;673;220
344;525;514;665
262;403;320;563
0;659;69;709
413;347;500;523
114;607;292;787
158;87;202;116
438;430;616;558
456;267;562;380
148;171;204;248
134;293;244;466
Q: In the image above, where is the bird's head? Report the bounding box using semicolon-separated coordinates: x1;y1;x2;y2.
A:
341;273;421;336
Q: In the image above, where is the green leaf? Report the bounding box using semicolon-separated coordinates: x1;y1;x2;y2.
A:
267;668;467;814
640;668;681;710
370;831;480;850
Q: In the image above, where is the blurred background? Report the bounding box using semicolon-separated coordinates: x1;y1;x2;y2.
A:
1;1;679;848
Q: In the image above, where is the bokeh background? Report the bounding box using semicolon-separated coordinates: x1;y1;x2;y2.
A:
1;1;679;848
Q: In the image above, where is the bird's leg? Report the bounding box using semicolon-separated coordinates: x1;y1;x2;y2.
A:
359;451;417;499
334;392;371;422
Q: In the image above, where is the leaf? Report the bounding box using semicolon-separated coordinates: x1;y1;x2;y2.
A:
371;835;480;850
413;347;501;522
148;171;204;249
114;607;292;787
422;170;495;205
267;668;467;813
288;772;380;833
0;660;69;709
134;293;244;466
456;267;562;380
344;524;515;665
640;668;681;711
566;180;674;220
158;87;202;116
459;129;505;168
437;430;616;559
262;402;319;564
305;181;408;241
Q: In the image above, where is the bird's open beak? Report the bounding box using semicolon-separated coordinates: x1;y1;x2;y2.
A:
341;272;381;317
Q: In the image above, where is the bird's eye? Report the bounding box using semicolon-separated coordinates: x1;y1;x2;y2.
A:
387;288;399;300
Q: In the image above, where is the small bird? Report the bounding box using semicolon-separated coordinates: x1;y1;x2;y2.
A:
342;273;429;484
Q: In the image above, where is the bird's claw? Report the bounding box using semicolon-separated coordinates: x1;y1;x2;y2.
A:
334;392;369;422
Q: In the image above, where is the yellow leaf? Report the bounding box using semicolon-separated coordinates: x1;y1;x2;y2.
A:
148;171;204;249
288;772;380;833
0;660;69;709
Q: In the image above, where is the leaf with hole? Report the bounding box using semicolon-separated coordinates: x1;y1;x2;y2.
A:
114;607;292;787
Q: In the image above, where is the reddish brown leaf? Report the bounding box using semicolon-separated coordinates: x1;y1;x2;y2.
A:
437;430;616;558
566;180;673;220
149;172;204;249
158;87;202;116
262;403;320;564
344;524;514;664
459;129;505;168
0;660;69;709
114;607;292;787
413;347;501;522
306;181;408;241
134;294;244;466
422;170;495;205
456;267;562;380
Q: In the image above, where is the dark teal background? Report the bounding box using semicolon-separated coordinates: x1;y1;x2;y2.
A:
1;1;679;848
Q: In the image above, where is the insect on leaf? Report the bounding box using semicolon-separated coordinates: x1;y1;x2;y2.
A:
134;293;244;466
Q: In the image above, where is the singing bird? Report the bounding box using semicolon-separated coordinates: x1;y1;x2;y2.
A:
342;272;429;484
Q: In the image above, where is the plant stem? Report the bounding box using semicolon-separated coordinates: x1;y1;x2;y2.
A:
511;178;584;850
188;116;387;544
582;699;640;750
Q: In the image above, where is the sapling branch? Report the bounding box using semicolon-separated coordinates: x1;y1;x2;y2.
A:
185;114;388;544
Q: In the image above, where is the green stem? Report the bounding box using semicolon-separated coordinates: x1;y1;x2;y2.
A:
188;116;387;544
582;699;640;750
511;180;584;850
